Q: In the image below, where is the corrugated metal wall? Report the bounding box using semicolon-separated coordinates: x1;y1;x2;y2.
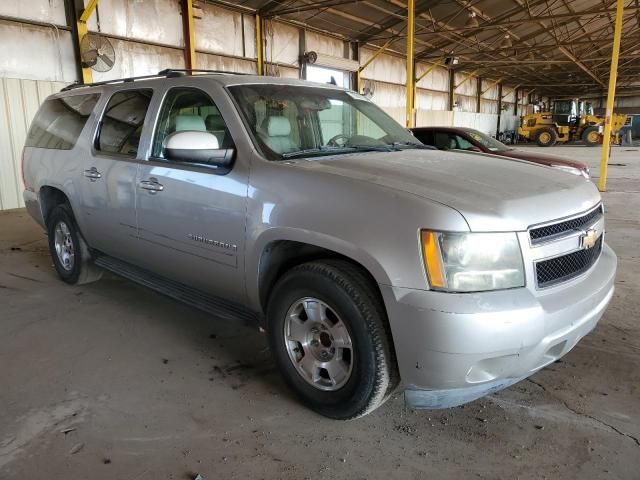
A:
0;78;66;210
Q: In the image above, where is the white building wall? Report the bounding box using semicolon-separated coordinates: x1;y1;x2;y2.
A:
0;20;77;82
0;78;66;210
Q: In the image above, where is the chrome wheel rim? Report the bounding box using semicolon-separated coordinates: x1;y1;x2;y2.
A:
283;297;354;391
54;221;75;271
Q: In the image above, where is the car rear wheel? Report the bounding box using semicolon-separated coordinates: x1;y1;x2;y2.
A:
582;126;599;146
535;127;557;147
267;260;397;419
47;204;102;285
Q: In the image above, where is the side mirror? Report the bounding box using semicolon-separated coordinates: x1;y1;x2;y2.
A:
163;131;234;168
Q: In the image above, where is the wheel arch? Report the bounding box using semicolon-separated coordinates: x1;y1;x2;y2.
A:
254;235;391;316
39;185;74;225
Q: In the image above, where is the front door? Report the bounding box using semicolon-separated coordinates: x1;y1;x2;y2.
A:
79;89;153;262
134;87;248;304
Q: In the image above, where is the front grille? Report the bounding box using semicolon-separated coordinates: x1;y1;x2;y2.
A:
530;205;603;243
536;236;603;288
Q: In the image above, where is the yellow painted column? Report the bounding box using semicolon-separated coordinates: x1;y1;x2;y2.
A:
405;0;415;128
256;14;264;75
182;0;196;69
77;0;99;84
598;0;625;192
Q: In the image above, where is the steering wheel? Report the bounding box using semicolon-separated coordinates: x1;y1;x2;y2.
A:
327;134;350;147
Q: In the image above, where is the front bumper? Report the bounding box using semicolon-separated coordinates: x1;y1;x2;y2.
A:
381;243;617;409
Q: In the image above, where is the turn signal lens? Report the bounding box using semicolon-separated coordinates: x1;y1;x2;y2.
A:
420;230;445;288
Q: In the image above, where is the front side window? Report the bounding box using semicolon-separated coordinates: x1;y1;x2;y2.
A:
97;89;152;156
26;93;100;150
228;84;422;160
152;88;231;158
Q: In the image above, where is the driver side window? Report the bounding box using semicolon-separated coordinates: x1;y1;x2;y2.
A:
152;88;231;158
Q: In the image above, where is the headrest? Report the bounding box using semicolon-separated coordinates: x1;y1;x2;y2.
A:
266;116;291;137
175;115;206;131
205;114;226;131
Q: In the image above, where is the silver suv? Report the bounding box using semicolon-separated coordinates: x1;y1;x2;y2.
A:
22;70;617;419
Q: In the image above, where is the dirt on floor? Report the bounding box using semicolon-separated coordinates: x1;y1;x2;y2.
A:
1;145;639;479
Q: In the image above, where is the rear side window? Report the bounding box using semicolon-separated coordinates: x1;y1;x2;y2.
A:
97;89;152;156
25;93;100;150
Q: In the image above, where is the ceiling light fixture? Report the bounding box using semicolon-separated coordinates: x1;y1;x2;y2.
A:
466;12;479;28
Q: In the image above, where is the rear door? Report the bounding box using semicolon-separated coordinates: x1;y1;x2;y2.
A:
78;88;153;261
134;86;249;304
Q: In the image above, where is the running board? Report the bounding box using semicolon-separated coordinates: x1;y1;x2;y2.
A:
94;254;261;327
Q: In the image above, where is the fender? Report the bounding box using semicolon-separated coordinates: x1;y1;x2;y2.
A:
245;226;392;312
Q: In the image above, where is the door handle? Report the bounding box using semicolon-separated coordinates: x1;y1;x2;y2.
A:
139;178;164;194
83;167;102;181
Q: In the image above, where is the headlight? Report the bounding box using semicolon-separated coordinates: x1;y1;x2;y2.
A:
420;231;525;292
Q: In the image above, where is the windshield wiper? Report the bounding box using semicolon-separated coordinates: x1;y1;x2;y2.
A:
389;142;436;150
281;146;351;159
281;144;395;159
349;144;397;152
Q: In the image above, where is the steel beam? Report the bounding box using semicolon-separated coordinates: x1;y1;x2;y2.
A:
559;46;605;86
74;0;99;84
181;0;196;69
256;13;264;75
599;0;625;192
264;0;359;17
406;0;415;128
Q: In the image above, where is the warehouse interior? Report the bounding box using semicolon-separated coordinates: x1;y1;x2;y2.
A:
1;1;639;478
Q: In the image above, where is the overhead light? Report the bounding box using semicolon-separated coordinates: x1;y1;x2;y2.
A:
501;35;512;48
465;12;479;28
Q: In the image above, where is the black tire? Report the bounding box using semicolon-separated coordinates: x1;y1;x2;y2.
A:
46;204;102;285
582;126;599;146
267;260;398;419
535;127;557;147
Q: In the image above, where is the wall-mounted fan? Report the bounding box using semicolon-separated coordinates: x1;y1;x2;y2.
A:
80;33;115;72
361;79;375;99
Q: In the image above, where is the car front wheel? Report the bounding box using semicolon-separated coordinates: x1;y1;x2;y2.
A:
267;260;397;419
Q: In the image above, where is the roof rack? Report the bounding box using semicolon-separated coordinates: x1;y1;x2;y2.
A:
60;68;250;92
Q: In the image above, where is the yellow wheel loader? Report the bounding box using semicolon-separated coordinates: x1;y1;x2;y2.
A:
518;99;627;147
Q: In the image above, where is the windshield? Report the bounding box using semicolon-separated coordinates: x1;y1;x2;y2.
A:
466;129;511;152
228;84;423;160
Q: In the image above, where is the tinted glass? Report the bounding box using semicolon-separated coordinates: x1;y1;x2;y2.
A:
413;130;434;146
97;89;152;156
25;94;100;150
153;88;231;158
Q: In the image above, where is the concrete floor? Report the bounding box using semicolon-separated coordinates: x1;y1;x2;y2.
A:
1;144;639;479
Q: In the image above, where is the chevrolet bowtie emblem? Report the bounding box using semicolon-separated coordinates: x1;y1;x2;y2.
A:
580;228;599;249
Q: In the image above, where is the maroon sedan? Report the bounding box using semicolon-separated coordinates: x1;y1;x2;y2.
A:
411;126;590;179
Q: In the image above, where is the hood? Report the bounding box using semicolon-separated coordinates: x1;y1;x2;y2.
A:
286;149;600;232
501;148;588;172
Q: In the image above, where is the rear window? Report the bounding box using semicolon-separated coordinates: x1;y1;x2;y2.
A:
25;93;100;150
